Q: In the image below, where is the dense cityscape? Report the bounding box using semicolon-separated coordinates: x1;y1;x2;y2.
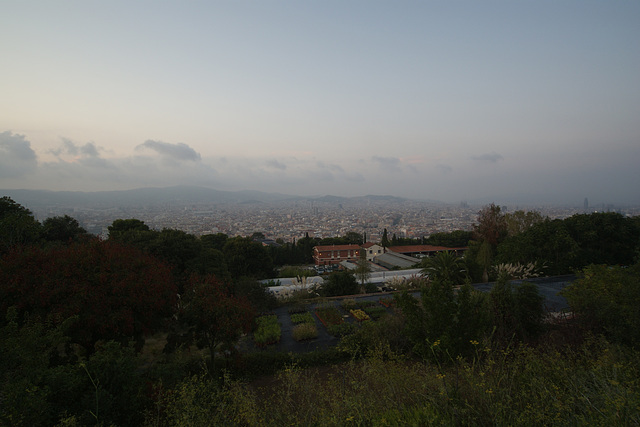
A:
24;194;639;242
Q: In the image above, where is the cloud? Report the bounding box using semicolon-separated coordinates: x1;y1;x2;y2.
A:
316;161;344;173
372;156;402;172
49;138;102;158
436;164;453;174
472;152;504;163
136;140;201;162
266;159;287;170
0;131;38;178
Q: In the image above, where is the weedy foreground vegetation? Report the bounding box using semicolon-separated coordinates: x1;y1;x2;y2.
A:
1;196;640;425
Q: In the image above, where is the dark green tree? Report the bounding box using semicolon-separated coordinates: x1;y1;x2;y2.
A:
296;233;316;264
107;218;158;250
344;231;364;245
473;203;508;282
424;230;473;247
420;251;466;285
489;275;546;344
180;275;255;366
148;228;203;277
0;196;41;253
223;236;275;279
320;270;359;297
381;228;390;250
201;233;229;252
561;263;640;346
41;214;89;244
504;210;546;237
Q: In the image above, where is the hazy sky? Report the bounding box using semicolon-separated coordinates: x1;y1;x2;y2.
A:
1;1;639;205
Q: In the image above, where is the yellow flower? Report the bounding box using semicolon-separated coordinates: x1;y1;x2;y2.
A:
470;340;480;345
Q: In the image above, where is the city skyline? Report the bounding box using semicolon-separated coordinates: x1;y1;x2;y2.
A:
1;1;639;205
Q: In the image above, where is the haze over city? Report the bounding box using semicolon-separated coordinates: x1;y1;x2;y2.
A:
1;1;639;205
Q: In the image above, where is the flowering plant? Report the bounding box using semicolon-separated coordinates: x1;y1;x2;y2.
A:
350;309;370;321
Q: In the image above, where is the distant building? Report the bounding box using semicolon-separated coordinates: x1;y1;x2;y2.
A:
362;242;384;261
387;245;467;258
374;251;420;269
313;244;361;265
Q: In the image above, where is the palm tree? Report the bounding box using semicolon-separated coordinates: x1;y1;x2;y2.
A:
420;251;466;285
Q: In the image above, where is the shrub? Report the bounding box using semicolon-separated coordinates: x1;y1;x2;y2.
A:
340;298;357;310
292;323;318;341
287;302;309;315
356;300;377;309
363;306;387;320
315;306;344;326
290;312;314;325
327;322;356;337
562;263;640;346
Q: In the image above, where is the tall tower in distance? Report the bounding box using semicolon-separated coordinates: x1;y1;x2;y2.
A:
584;197;589;211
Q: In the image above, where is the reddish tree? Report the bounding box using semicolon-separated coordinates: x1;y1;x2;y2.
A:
473;203;508;247
180;274;255;363
0;239;177;351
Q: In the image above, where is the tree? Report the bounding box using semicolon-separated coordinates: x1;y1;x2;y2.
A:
296;233;316;264
320;270;359;297
0;196;41;253
0;239;177;352
473;204;508;282
231;277;278;313
107;218;157;250
381;228;390;250
504;210;545;237
424;230;472;247
354;250;372;292
41;214;89;244
344;231;364;245
223;236;275;279
148;228;203;277
201;233;229;252
180;275;255;365
251;231;266;241
394;281;490;361
420;251;466;285
561;263;640;346
473;203;507;247
489;275;546;344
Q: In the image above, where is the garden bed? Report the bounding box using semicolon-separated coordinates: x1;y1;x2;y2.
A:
315;306;344;328
254;315;281;347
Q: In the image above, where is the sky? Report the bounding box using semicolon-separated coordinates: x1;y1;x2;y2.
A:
1;1;639;205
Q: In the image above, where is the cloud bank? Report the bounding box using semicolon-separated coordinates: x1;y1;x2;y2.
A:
0;132;638;206
0;131;38;178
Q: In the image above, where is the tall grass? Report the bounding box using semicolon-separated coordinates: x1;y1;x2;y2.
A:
150;336;640;426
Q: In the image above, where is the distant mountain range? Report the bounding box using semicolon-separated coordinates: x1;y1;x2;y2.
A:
1;186;422;210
